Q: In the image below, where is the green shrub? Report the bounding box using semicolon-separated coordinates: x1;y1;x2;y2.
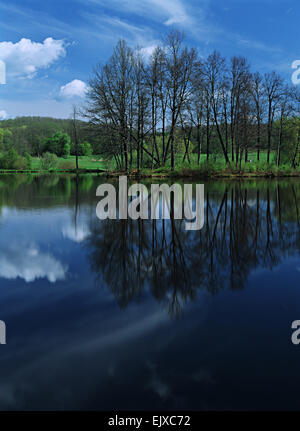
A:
44;131;71;157
0;149;19;169
143;158;154;168
40;152;59;170
277;164;293;175
0;149;32;170
80;141;93;156
62;143;71;159
256;161;274;173
59;161;74;170
24;152;32;169
198;160;220;176
13;156;30;170
244;162;257;173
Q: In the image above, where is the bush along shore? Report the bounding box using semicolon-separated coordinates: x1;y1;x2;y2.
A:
2;160;300;179
104;164;300;179
1;145;300;179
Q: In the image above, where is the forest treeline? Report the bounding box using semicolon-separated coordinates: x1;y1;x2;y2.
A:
0;116;98;169
1;30;300;172
0;117;98;157
85;31;300;171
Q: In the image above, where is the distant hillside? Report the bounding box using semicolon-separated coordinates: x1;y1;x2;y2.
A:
0;116;101;156
0;116;84;132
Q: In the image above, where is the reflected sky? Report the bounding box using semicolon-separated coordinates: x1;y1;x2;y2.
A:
0;175;300;410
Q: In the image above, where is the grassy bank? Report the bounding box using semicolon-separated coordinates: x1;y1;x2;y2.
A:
0;155;107;174
106;156;300;179
31;155;107;170
1;153;300;179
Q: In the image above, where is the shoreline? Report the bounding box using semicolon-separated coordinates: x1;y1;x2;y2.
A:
0;168;300;179
104;171;300;179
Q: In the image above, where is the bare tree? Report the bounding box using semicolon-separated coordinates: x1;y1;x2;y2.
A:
229;56;251;165
84;36;297;172
71;105;79;170
276;85;293;166
86;40;134;171
263;71;283;163
250;72;265;161
202;51;229;163
163;30;196;170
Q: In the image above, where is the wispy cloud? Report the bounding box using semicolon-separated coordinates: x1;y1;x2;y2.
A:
81;12;160;55
80;0;216;43
81;0;191;26
0;2;75;37
236;37;282;54
79;0;289;57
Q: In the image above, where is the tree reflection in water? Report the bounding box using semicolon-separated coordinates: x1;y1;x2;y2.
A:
85;180;300;317
1;175;299;317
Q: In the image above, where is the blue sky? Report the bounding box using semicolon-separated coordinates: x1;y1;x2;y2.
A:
0;0;299;119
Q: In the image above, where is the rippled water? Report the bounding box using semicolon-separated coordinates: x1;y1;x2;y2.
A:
0;174;300;410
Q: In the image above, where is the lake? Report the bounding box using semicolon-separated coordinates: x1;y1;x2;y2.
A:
0;174;300;410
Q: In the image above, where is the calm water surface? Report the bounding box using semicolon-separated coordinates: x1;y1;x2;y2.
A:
0;174;300;410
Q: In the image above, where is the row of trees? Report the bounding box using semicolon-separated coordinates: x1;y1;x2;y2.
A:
85;31;300;171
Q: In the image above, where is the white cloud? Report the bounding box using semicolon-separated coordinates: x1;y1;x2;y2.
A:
0;110;7;120
60;79;87;98
0;37;66;79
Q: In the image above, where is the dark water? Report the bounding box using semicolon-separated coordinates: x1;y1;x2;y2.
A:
0;174;300;410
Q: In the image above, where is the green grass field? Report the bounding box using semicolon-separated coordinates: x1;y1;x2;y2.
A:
31;155;106;170
29;151;276;172
4;151;293;178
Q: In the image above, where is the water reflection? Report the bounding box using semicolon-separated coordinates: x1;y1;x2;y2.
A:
0;175;300;410
0;242;66;283
85;180;300;316
1;175;300;304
